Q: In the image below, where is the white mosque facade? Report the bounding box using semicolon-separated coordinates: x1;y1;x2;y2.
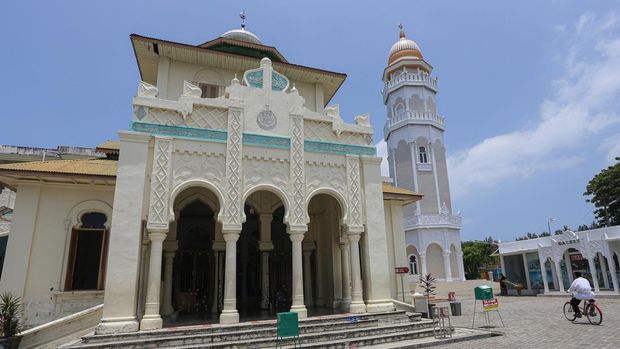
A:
0;23;465;339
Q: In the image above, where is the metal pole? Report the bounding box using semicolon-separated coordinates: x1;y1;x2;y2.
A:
400;274;405;303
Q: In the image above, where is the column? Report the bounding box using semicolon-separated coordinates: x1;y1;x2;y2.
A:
339;241;352;310
598;252;610;289
303;248;314;307
161;244;177;316
348;232;366;313
419;252;428;276
407;142;421;213
259;213;273;310
587;257;600;292
522;253;531;291
140;231;167;330
554;260;565;292
606;252;619;293
212;240;226;312
564;252;574;283
220;231;240;324
289;231;307;318
549;259;558;290
540;258;550;294
429;142;443;212
442;251;452;282
456;252;466;281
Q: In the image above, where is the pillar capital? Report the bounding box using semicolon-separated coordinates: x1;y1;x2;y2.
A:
148;231;167;243
222;230;240;242
347;232;362;243
303;241;316;251
212;240;226;251
259;241;274;251
289;231;305;243
442;251;451;257
163;240;178;252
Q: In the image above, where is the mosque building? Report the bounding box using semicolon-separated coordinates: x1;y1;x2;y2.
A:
0;18;463;341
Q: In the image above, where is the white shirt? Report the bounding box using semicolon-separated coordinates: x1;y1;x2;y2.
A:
568;277;595;300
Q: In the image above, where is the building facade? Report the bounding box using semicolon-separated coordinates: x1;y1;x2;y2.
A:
0;26;423;333
382;27;465;283
498;227;620;295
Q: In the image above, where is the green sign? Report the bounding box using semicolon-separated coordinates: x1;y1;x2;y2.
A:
277;312;299;337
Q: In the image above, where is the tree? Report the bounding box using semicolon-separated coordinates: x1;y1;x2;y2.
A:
584;159;620;227
461;240;498;279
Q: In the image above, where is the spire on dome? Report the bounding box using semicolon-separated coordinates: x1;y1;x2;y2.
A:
240;10;246;29
398;23;406;39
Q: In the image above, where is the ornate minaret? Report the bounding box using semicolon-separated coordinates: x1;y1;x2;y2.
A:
383;25;464;281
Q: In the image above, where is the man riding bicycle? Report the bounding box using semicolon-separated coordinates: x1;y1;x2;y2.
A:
567;272;595;317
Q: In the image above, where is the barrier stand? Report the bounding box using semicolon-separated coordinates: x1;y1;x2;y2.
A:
432;305;452;339
276;312;301;348
472;298;505;328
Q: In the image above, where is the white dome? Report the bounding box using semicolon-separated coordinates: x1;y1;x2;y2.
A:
221;28;263;45
389;37;421;57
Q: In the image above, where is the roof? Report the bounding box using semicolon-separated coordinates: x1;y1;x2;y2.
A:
96;141;120;155
130;34;347;105
382;182;423;204
0;159;117;178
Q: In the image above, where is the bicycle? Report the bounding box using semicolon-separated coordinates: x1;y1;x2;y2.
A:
563;298;603;325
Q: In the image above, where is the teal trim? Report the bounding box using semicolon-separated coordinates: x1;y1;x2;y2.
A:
131;122;228;143
305;140;376;156
243;133;290;149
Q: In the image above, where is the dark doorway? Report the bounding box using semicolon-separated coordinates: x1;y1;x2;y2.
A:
237;205;261;314
270;206;292;313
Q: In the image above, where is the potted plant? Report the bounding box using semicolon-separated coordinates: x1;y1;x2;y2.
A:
0;292;24;349
419;273;437;318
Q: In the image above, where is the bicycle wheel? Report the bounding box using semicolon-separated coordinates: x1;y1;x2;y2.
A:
585;303;603;325
563;302;576;321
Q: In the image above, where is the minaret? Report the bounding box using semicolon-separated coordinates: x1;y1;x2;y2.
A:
383;24;464;281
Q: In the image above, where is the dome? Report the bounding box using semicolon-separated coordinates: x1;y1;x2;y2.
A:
221;28;263;45
388;28;423;64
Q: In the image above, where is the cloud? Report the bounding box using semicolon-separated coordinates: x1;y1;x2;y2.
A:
376;139;390;176
448;12;620;198
601;135;620;164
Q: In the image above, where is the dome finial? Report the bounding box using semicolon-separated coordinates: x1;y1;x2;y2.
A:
240;10;246;30
398;23;406;39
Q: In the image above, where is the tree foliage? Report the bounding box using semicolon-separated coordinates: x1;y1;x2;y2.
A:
461;238;498;279
584;159;620;227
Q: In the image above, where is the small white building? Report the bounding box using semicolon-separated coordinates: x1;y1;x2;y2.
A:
497;227;620;295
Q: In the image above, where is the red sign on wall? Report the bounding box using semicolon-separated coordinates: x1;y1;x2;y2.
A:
395;267;409;274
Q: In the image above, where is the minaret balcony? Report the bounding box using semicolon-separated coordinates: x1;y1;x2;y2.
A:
382;72;438;99
404;213;462;230
383;111;445;135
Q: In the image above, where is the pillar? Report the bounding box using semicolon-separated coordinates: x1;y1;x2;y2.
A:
161;244;177;316
419;252;428;276
339;241;352;310
220;231;240;324
587;257;600;292
442;251;452;282
140;231;167;330
606;252;619;293
554;260;565;292
303;249;314;307
212;240;225;312
564;252;574;283
348;232;366;313
456;252;466;281
540;258;549;294
548;259;558;290
598;252;610;289
522;253;532;290
289;231;307;318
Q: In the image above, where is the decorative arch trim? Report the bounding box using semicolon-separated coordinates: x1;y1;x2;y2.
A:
65;199;113;229
169;179;224;222
305;187;348;224
242;184;291;225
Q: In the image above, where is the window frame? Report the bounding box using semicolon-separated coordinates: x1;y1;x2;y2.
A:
408;254;419;275
64;215;109;291
418;146;428;164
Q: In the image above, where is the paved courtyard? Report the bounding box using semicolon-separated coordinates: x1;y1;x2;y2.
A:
438;295;620;348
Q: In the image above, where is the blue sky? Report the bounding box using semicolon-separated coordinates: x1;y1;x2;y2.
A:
2;1;620;242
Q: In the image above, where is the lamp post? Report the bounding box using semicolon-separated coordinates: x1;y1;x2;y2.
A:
547;218;556;235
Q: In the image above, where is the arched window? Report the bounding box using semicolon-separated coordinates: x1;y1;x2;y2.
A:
419;147;428;163
395;103;405;117
65;212;109;290
409;255;418;275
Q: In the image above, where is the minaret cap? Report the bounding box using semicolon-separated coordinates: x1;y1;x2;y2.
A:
388;23;423;64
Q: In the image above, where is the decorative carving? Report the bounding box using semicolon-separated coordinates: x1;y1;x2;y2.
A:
304;120;370;146
289;115;306;227
223;109;243;227
137;81;158;98
346;156;363;231
172;152;225;188
182;81;202;98
354;113;371;127
272;71;289;92
244;158;289;188
136;106;228;131
147;138;172;229
306;163;346;196
256;108;277;131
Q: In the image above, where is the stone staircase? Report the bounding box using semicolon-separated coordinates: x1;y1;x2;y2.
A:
61;311;441;348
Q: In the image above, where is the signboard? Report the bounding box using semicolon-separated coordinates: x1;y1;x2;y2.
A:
395;267;409;274
482;298;499;311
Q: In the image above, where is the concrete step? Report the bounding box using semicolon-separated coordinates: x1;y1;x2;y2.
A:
64;311;433;349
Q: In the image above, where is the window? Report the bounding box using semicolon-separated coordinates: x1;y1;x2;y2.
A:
65;212;109;290
198;83;220;98
409;255;418;275
419;147;428;163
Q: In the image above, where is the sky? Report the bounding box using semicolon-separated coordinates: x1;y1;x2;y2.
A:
1;1;620;242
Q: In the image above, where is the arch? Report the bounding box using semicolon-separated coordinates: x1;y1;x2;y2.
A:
305;188;348;224
65;199;113;229
406;245;421;276
426;242;445;279
170;179;225;222
422;240;445;253
242;184;291;224
193;68;224;86
174;192;220;216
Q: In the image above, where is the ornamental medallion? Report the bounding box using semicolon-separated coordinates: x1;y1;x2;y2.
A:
257;109;277;130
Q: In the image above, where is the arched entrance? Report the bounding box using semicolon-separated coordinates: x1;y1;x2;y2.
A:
426;243;445;279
